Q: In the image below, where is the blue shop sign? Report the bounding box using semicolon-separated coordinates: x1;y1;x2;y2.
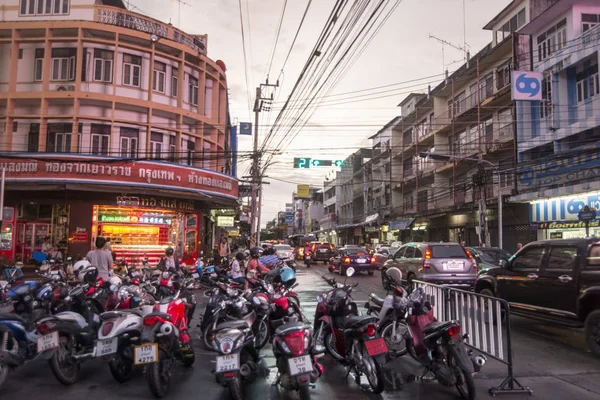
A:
530;194;600;223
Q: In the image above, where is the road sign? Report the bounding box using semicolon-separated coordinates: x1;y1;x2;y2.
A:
293;158;342;168
511;71;543;101
578;206;597;222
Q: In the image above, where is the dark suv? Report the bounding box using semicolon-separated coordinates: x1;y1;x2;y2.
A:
310;241;334;264
475;238;600;356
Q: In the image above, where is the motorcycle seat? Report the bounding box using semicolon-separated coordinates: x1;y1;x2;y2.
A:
275;321;305;336
216;320;248;330
422;320;455;334
145;312;172;321
369;293;385;307
342;315;378;329
119;309;145;317
0;313;25;323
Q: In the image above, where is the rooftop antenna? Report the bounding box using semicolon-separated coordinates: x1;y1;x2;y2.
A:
429;34;469;75
168;0;192;28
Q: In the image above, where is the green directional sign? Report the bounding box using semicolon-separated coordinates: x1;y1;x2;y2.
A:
334;160;343;167
293;158;344;168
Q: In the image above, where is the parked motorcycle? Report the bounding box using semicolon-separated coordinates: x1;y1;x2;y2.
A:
313;268;387;394
396;272;484;400
364;267;410;358
140;288;195;398
272;316;324;400
210;295;262;400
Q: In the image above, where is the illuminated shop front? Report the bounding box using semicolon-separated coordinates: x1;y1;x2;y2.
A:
527;192;600;240
2;155;239;264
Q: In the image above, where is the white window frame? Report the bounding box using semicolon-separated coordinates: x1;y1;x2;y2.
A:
51;132;71;153
171;68;178;98
582;14;600;33
123;54;142;87
537;19;567;62
93;50;113;83
150;140;162;159
20;0;69;16
577;72;599;103
91;134;110;156
34;58;43;82
152;62;166;93
188;75;199;105
120;136;138;158
51;56;75;81
498;108;513;136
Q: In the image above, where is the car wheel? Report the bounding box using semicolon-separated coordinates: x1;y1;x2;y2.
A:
584;309;600;356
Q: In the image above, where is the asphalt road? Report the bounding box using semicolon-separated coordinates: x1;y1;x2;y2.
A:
2;263;600;399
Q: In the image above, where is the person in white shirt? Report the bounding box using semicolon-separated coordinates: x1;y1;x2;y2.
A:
230;253;246;286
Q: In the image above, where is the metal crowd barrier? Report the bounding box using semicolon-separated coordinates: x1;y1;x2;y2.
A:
413;280;534;397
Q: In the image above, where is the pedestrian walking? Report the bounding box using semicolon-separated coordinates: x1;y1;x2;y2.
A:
219;237;231;263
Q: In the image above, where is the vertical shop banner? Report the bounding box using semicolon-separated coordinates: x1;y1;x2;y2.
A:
0;155;238;200
297;184;310;198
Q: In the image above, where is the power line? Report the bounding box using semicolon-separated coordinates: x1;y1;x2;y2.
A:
278;0;313;78
266;0;289;79
238;0;253;120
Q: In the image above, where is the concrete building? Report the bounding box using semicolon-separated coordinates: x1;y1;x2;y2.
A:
387;2;533;251
509;0;600;240
0;0;237;263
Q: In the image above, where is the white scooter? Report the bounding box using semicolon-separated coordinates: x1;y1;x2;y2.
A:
95;286;155;383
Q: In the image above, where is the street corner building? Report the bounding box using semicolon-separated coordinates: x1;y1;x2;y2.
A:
0;0;238;264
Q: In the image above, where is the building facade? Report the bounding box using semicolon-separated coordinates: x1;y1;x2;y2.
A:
0;0;237;263
510;0;600;240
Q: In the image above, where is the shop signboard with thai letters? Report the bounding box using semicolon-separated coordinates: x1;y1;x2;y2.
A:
0;155;238;200
217;216;234;227
529;193;600;222
517;145;600;191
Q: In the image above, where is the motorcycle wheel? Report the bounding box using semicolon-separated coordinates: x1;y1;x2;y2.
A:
298;384;311;400
0;364;9;390
49;334;81;385
203;328;214;351
254;319;269;350
380;320;409;357
109;353;134;383
361;345;385;394
227;376;244;400
324;330;343;361
449;354;476;400
145;349;173;398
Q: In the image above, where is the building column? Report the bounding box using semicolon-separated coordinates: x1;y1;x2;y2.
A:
3;28;20;152
71;28;84;153
38;28;52;152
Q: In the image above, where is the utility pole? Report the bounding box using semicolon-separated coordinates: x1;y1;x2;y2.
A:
249;80;278;248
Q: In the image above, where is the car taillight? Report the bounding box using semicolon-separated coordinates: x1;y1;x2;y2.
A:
370;257;376;264
343;257;351;264
447;324;461;338
424;247;431;259
366;324;376;337
423;246;432;269
37;321;56;335
144;316;168;326
283;331;305;356
465;249;473;259
102;322;114;336
329;245;333;251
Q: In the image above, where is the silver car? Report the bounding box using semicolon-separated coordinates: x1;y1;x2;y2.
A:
382;242;477;289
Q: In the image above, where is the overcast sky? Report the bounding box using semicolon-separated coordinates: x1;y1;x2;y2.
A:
131;0;512;227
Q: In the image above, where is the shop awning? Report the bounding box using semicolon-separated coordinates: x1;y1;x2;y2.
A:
390;218;415;231
364;213;379;225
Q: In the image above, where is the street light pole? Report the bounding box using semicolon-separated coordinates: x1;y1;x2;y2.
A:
419;152;503;249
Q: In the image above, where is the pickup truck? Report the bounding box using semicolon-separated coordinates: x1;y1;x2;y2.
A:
474;238;600;356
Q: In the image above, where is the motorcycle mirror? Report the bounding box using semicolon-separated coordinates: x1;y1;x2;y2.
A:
346;267;355;277
316;295;323;303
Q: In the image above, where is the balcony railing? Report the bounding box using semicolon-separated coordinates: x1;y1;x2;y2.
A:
580;24;600;50
95;6;207;55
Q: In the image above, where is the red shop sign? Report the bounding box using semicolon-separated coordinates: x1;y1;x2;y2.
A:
0;155;238;200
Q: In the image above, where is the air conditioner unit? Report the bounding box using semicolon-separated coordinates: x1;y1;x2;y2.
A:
56;85;75;91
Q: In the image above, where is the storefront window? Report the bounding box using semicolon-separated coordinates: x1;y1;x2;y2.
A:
1;224;13;251
185;230;197;254
186;215;197;229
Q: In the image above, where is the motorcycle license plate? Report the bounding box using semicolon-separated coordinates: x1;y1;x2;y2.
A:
216;354;240;372
134;344;158;365
37;331;59;353
288;355;312;376
365;338;388;357
94;337;118;357
192;273;200;279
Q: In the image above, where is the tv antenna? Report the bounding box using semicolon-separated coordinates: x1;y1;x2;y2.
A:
168;0;192;28
429;34;470;74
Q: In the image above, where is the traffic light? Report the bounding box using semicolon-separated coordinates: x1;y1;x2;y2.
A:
293;158;312;169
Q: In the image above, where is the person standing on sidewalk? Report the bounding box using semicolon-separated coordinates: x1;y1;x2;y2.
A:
86;237;114;281
219;237;231;264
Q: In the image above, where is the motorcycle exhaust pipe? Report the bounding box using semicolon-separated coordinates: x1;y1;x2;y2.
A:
239;363;252;377
310;363;324;383
470;354;487;373
160;323;174;336
73;352;95;361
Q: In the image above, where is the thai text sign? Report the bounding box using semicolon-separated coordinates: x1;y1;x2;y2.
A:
529;193;600;222
517;149;600;190
0;155;238;200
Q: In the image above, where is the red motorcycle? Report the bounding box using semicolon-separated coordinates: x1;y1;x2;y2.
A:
313;268;387;394
139;287;196;398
